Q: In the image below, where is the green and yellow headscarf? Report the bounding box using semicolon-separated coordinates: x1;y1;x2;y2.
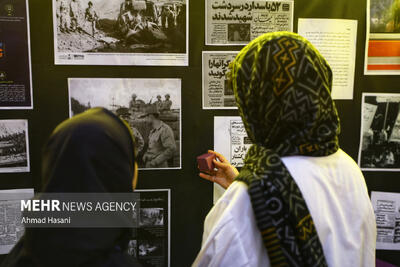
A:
231;32;340;267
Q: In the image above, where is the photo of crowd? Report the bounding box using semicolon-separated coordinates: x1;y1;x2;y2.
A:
359;94;400;170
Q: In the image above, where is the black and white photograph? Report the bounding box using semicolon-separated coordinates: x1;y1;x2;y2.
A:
127;240;137;257
227;23;250;42
53;0;188;65
0;120;29;173
132;189;170;267
138;240;163;258
358;93;400;171
69;78;181;170
0;189;34;254
139;208;164;227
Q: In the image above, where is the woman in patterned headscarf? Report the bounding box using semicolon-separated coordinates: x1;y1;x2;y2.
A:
193;32;376;267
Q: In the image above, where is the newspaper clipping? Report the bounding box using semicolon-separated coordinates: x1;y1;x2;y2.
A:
214;116;251;168
69;78;181;170
0;120;30;173
358;93;400;171
0;189;34;254
0;0;33;108
128;189;170;267
365;0;400;74
202;51;238;109
53;0;188;66
206;0;293;45
371;191;400;250
229;119;252;167
214;116;252;202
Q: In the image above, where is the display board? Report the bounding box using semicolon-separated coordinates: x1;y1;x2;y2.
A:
0;0;399;266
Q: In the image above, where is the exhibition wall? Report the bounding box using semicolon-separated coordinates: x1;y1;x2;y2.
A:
0;0;399;266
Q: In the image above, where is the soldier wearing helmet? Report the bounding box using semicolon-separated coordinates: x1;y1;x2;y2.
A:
141;105;176;168
155;95;163;111
129;93;141;112
161;94;172;112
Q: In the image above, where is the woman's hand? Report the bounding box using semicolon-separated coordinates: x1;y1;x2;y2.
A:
199;150;239;189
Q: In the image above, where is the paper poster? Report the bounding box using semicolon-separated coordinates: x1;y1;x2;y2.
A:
0;120;30;173
358;93;400;171
298;18;357;100
371;191;400;250
53;0;188;66
365;0;400;74
214;116;251;202
202;51;238;109
206;0;293;45
0;0;33;108
0;188;34;254
69;78;181;170
129;189;170;267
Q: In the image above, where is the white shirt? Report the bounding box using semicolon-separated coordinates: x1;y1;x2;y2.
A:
193;149;376;267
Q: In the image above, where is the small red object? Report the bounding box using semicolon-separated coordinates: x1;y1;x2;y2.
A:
197;153;216;173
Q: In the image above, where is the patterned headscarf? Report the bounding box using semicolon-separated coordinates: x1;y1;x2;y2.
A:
230;32;340;266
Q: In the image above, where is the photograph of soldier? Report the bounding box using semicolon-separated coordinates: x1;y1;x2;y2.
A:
129;93;144;112
155;95;162;110
160;93;172;112
358;94;400;170
69;0;83;32
53;0;187;54
84;1;98;37
57;0;71;32
140;105;176;168
69;78;181;169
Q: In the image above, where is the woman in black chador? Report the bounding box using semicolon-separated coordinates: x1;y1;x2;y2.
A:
2;108;142;267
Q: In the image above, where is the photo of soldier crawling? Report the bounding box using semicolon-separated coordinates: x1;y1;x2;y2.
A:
54;0;187;54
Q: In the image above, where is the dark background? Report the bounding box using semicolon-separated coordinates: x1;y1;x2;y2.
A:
0;0;399;266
